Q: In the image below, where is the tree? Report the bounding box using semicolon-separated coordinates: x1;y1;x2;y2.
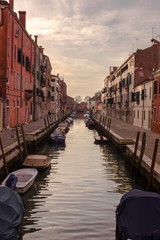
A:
74;96;82;103
84;96;90;102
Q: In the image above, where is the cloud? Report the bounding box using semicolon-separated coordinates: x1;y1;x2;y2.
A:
14;0;160;99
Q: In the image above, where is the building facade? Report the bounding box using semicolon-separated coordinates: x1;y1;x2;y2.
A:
0;0;54;129
102;41;159;128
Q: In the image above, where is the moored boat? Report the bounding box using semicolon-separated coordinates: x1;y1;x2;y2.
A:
94;135;108;144
49;127;66;144
23;155;51;169
0;186;24;239
116;189;160;240
1;168;38;194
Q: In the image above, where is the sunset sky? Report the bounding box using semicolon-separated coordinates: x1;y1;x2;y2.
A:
14;0;160;100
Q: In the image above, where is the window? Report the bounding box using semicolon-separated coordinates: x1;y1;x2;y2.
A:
149;87;152;99
141;89;144;100
154;80;157;94
133;110;135;118
143;110;145;121
6;99;10;106
137;110;139;119
26;56;30;71
18;48;22;64
17;100;20;108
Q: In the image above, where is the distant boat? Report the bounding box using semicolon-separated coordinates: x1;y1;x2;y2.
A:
116;189;160;240
1;168;38;194
0;186;24;239
23;155;51;169
94;135;108;144
49;129;66;144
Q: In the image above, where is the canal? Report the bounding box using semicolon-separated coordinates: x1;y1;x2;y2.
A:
20;118;144;240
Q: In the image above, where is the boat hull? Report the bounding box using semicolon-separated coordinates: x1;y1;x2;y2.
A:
2;168;38;194
94;136;108;144
23;155;51;169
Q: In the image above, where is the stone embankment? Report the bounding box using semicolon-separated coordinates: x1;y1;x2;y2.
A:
0;114;66;180
92;113;160;192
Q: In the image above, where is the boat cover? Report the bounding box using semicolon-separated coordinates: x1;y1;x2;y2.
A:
116;189;160;240
0;186;24;239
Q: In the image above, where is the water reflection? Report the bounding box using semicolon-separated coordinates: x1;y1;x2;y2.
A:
19;119;145;240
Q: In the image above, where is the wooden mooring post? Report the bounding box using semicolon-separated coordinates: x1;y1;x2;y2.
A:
0;137;8;175
147;138;159;190
15;126;24;163
20;125;28;158
132;131;140;168
132;131;146;174
136;132;146;171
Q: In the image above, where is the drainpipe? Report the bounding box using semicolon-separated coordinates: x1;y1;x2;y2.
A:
33;35;38;121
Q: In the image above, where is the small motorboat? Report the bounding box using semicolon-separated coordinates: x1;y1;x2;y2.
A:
116;189;160;240
23;155;51;169
1;168;38;194
0;186;24;239
85;118;95;129
94;135;108;144
49;129;66;144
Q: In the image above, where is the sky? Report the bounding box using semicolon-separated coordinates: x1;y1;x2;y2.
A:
13;0;160;100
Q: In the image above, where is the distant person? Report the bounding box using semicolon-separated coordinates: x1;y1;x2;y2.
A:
48;111;51;117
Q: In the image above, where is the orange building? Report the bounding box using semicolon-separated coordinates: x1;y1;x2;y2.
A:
0;0;35;128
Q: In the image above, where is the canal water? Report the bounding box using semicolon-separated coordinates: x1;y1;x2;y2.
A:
20;118;144;240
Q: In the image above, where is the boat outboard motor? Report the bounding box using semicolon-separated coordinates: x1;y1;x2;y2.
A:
5;174;18;190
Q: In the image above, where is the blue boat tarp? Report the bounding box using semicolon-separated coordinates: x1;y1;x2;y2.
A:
116;189;160;240
0;186;24;239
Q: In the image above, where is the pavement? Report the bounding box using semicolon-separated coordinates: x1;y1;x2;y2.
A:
0;118;45;148
0;116;160;164
110;117;160;164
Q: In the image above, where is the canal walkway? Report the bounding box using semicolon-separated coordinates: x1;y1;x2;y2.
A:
0;116;160;164
110;117;160;164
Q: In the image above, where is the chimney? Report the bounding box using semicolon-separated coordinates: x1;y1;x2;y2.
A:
19;11;26;29
9;0;14;10
34;35;38;44
39;46;44;55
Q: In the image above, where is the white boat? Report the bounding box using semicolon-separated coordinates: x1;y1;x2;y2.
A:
1;168;38;194
23;155;51;169
94;135;108;144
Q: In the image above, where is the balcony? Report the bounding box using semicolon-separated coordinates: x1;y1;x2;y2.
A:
41;75;46;88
